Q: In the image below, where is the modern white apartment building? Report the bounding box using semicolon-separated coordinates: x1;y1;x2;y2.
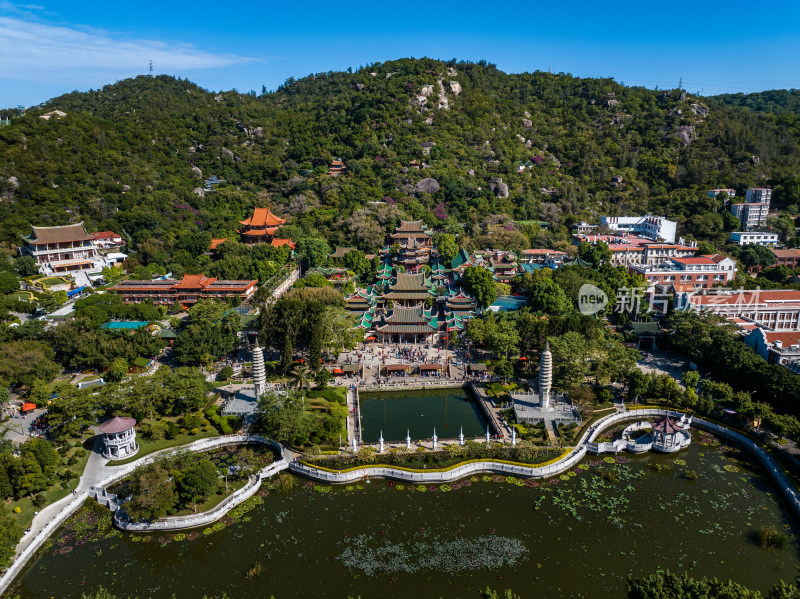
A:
629;254;737;289
686;289;800;330
599;215;677;243
729;231;780;246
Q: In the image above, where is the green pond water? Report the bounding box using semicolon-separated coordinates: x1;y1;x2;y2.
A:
359;388;487;443
8;432;800;599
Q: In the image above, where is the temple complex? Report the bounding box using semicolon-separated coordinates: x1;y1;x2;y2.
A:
111;274;257;306
375;304;438;343
238;207;289;246
376;262;393;283
380;272;436;307
444;290;478;316
345;286;379;313
20;223;105;275
430;262;448;285
395;237;431;271
389;220;433;248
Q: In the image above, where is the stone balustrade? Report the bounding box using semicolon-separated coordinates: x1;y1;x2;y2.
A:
288;409;691;484
0;492;89;595
114;460;288;531
4;408;800;597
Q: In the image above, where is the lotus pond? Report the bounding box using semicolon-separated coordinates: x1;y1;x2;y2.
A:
8;431;800;599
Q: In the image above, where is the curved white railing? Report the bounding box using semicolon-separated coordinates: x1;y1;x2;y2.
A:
0;492;89;595
113;460;289;531
0;431;291;595
288;410;692;484
91;435;284;492
4;408;800;596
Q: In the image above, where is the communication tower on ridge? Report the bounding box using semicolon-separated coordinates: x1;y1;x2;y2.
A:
149;60;154;77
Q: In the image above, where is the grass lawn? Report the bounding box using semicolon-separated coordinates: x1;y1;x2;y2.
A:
572;406;620;443
106;428;218;466
7;291;36;302
38;277;71;286
7;436;95;532
203;392;221;411
307;386;346;404
484;382;519;398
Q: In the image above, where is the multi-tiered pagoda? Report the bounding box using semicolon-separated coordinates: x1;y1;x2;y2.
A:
390;220;433;247
239;207;290;246
381;272;436;307
345;287;378;313
445;290;478;315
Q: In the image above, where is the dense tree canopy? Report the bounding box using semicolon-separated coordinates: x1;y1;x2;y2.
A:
1;59;799;272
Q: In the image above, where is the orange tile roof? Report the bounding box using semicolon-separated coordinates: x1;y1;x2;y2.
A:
672;256;716;265
210;238;227;250
174;274;215;289
772;249;800;258
522;249;566;255
763;331;800;346
241;227;280;236
91;231;121;239
239;207;286;228
270;238;295;248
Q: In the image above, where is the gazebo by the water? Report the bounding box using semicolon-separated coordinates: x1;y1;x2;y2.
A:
98;416;139;460
651;415;689;452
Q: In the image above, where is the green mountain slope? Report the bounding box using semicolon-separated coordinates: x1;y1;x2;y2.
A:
1;58;799;264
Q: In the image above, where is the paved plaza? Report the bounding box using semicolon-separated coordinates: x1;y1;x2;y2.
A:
334;339;473;387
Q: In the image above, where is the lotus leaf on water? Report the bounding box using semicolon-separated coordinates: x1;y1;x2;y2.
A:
337;534;528;575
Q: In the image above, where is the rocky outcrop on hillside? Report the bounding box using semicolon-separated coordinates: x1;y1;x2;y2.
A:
489;177;509;198
415;178;440;194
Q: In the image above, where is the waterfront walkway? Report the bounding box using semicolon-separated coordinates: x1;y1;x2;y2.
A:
469;382;505;437
4;408;800;596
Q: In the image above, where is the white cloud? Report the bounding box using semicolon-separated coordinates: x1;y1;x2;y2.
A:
0;16;251;82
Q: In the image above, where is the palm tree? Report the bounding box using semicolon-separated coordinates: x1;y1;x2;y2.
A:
290;365;313;392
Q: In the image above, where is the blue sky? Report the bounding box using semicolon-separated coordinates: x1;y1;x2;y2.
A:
1;0;799;107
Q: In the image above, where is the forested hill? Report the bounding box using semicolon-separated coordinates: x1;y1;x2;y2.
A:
715;89;800;116
1;58;800;262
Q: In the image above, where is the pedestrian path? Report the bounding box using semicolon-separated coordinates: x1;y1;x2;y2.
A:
15;436;109;555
